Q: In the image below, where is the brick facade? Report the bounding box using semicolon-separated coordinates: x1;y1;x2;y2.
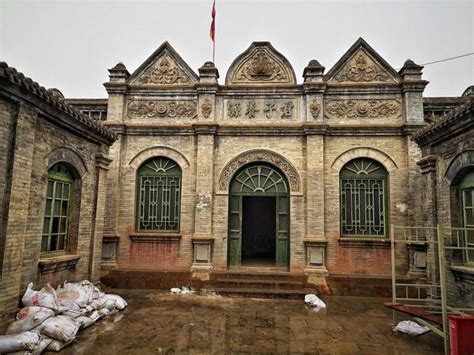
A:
0;63;115;331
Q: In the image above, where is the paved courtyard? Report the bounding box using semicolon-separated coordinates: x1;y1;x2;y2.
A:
61;289;443;354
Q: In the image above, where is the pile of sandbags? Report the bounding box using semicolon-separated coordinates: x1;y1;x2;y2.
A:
0;280;127;354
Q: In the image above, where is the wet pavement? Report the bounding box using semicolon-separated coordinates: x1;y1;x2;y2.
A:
59;289;443;354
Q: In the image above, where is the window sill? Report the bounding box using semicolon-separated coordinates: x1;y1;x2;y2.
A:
130;233;182;243
339;237;391;248
449;265;474;284
38;254;81;274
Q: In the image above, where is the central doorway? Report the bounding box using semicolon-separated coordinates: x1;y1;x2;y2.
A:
228;163;290;269
241;196;276;266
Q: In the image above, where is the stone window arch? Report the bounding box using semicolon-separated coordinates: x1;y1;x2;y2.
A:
136;156;182;232
331;147;398;173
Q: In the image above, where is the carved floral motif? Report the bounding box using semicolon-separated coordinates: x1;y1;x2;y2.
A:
218;150;300;192
228;102;241;118
325;99;401;119
263;102;276;119
309;100;321;118
280;101;294;119
139;55;189;85
245;100;259;118
127;100;197;118
201;99;212;118
335;53;389;83
236;50;287;82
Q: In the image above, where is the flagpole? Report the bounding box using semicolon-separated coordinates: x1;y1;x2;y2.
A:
210;0;216;63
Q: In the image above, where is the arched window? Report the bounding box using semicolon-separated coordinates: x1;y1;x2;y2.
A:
459;171;474;264
137;157;182;232
42;163;73;253
340;158;388;237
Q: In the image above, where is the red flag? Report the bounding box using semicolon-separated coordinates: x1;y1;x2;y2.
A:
210;0;216;42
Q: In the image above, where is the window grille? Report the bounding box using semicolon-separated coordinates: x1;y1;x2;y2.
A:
340;158;388;237
230;164;288;194
42;163;73;253
137;157;181;232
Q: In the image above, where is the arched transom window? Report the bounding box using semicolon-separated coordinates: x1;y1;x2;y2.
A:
137;157;182;232
42;163;73;253
340;158;388;237
230;164;288;194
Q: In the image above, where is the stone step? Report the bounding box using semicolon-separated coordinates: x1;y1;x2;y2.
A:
213;270;302;281
213;278;304;290
201;286;317;300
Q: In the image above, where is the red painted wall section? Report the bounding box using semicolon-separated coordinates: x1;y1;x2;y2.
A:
129;240;179;268
332;244;391;275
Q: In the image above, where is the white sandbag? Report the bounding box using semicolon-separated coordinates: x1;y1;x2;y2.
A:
80;280;104;301
304;294;326;310
89;297;106;310
46;339;73;352
56;282;91;308
7;308;55;334
393;320;430;336
97;308;111;318
86;310;101;322
170;287;181;294
104;298;116;311
102;294;127;310
0;331;40;353
76;316;95;329
22;283;60;312
38;315;80;343
32;335;53;355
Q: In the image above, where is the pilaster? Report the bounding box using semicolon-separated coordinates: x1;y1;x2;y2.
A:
104;63;129;123
197;62;219;121
302;60;326;122
399;59;428;122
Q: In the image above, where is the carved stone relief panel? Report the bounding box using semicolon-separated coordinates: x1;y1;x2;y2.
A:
225;98;298;120
324;99;401;119
200;99;213;118
332;49;394;84
127;100;197;119
137;54;190;85
308;100;321;118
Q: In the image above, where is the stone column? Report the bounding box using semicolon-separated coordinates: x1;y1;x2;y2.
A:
89;151;112;282
197;61;219;121
302;59;325;122
191;124;218;274
399;59;428;122
104;63;129;123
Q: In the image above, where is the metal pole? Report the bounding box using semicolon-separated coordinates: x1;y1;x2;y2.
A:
390;224;396;325
437;224;449;355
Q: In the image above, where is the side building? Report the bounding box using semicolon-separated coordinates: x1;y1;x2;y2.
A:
0;62;116;330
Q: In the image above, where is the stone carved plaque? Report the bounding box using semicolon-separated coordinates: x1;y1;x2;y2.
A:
226;99;297;119
127;100;197;118
138;55;190;85
334;51;390;83
237;50;287;82
218;150;300;192
309;100;321;118
201;99;212;118
324;99;401;119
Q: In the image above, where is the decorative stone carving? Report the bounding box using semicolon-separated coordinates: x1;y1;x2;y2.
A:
335;52;389;83
139;55;190;85
218;150;300;192
226;42;296;85
127;100;197;118
238;50;286;82
324;99;401;119
245;100;259;118
263;102;276;119
280;101;294;119
309;100;321;118
228;102;241;118
201;99;212;118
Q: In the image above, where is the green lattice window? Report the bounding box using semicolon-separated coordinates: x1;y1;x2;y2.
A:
41;163;73;253
460;171;474;264
340;158;388;237
137;157;181;232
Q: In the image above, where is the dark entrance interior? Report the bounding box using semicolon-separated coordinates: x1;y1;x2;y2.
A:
241;196;276;266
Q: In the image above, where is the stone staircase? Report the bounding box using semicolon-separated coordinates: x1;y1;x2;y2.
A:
202;270;317;299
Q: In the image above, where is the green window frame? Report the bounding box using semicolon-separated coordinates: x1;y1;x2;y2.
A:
460;171;474;265
41;163;73;253
340;158;388;238
136;157;182;232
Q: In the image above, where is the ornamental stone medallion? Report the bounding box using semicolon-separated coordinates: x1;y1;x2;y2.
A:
138;54;190;85
201;99;213;118
324;99;401;119
332;49;393;84
127;100;197;118
225;42;296;86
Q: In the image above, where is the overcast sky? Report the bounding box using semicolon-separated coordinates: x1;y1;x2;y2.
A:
1;0;472;98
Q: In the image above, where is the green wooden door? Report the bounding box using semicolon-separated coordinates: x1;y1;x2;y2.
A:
228;164;290;268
